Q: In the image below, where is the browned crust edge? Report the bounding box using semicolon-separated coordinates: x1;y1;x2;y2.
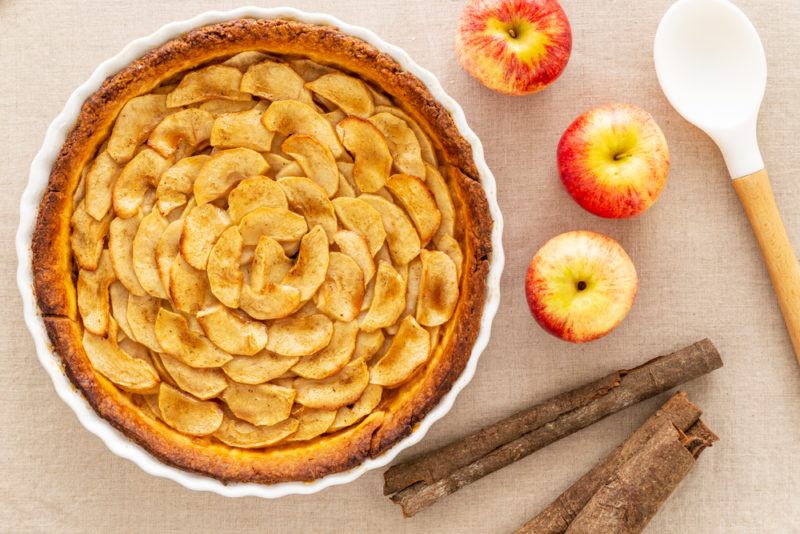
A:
31;18;493;484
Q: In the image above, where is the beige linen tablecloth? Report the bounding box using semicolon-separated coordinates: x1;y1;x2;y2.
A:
2;0;799;532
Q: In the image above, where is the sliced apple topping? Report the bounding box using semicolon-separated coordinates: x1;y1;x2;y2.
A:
417;250;459;326
83;328;159;394
275;161;304;179
168;255;211;315
117;336;153;363
250;236;292;291
213;414;298;448
220;382;295;427
425;164;455;240
386;174;441;245
210;107;274;152
403;257;423;319
109;214;146;296
107;94;170;164
280;225;329;301
360;261;406;332
293;299;321;318
324;109;346;126
333;230;376;286
155;219;183;293
286;407;336;441
237;206;307;247
288;58;335;82
70;51;466;447
155;308;232;368
435;233;464;279
277;177;337;242
294;358;369;410
223;51;270;71
126;294;163;352
281;135;339;197
353;330;385;362
368;112;425;178
193;147;267;205
139;393;162;420
77;251;115;336
71;200;111;271
337;161;355;187
266;314;333;357
315;252;365;322
263;153;293;175
240;279;300;321
360;194;421;266
337;171;356;198
206;226;243;308
374;105;437;165
147;108;214;158
199;98;257;116
370;315;431;387
180;204;231;270
335;117;392;193
292;320;358;380
159;353;228;400
158;383;223;436
331;197;386;255
306;72;374;118
166;64;251;107
196;304;268;356
129;210;169;300
109;281;133;339
150;352;177;388
150;351;178;390
222;350;299;385
327;383;383;432
112;148;172;218
84;151;121;220
240;59;313;103
227;175;288;223
156;155;210;216
261;100;343;158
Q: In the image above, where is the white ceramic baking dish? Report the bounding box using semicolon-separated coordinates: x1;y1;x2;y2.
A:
16;6;504;498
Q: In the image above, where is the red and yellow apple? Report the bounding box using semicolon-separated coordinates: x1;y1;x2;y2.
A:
558;104;670;218
455;0;572;95
525;231;638;343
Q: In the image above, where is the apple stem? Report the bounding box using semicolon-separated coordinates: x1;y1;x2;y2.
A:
507;28;517;38
577;281;587;291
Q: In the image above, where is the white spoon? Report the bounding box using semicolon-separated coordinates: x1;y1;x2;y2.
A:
655;0;800;364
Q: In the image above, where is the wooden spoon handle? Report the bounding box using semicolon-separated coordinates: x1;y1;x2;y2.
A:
733;169;800;364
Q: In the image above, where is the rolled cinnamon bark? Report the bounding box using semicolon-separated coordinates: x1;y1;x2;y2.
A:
516;392;710;533
563;418;716;533
385;340;722;516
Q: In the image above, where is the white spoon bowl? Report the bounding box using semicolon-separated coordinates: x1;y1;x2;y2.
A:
655;0;800;365
654;0;766;177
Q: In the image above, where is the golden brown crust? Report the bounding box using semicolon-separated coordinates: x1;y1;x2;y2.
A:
32;18;493;484
33;190;76;318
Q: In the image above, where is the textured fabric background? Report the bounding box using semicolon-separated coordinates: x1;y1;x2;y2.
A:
2;0;799;532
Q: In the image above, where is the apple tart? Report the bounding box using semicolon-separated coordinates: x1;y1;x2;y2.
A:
32;18;491;483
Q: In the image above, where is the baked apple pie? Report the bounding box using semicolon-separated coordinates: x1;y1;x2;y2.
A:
32;18;491;483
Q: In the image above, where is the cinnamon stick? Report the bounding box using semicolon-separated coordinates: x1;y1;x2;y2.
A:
516;392;712;533
563;417;717;533
385;340;722;516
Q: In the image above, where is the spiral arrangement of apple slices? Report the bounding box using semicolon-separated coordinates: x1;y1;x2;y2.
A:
70;51;462;448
